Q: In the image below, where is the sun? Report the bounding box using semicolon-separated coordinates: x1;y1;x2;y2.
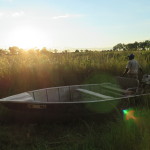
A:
8;26;53;49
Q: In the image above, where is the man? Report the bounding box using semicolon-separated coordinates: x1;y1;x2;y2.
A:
122;54;143;79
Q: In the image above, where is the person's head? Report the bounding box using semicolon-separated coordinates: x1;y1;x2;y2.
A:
128;54;134;60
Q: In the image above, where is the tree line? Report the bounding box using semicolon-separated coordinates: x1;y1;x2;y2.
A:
0;40;150;55
113;40;150;51
0;46;96;55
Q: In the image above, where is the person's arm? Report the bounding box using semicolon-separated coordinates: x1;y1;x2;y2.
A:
122;61;130;77
122;68;129;77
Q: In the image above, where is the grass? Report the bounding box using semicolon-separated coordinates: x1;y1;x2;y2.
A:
0;97;150;150
0;106;150;150
0;50;150;149
0;50;149;98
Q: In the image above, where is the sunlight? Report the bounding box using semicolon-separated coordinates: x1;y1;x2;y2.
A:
8;26;53;49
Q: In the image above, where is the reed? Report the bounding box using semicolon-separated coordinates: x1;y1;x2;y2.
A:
0;50;149;98
0;50;150;149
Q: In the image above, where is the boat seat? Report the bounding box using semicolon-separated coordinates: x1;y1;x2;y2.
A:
76;88;113;99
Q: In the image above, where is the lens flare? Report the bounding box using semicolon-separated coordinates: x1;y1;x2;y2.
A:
123;109;137;120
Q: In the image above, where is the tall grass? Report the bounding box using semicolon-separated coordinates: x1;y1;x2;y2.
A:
0;50;150;149
0;50;149;98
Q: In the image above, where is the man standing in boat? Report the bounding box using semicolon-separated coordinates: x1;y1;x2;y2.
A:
122;53;143;80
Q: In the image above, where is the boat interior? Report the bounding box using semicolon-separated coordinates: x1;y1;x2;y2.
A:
0;77;139;103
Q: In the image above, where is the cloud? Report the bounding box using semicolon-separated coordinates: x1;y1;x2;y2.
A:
52;14;84;20
11;11;24;17
0;11;25;19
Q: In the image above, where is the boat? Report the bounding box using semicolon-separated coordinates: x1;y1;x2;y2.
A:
1;76;150;122
0;77;142;115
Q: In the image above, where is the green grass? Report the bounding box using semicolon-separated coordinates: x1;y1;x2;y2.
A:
1;50;150;149
0;97;150;150
0;106;150;150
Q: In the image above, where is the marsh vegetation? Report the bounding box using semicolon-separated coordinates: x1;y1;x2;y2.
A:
0;48;150;149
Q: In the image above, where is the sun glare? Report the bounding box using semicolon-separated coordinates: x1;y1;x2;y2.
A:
8;26;53;49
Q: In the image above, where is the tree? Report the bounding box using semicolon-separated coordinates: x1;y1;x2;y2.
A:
41;47;50;55
75;49;79;53
144;40;150;50
126;43;137;51
139;42;146;51
131;42;139;51
9;46;20;55
85;49;89;53
113;40;150;51
113;43;124;51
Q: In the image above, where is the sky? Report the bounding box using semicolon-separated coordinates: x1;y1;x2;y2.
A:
0;0;150;50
